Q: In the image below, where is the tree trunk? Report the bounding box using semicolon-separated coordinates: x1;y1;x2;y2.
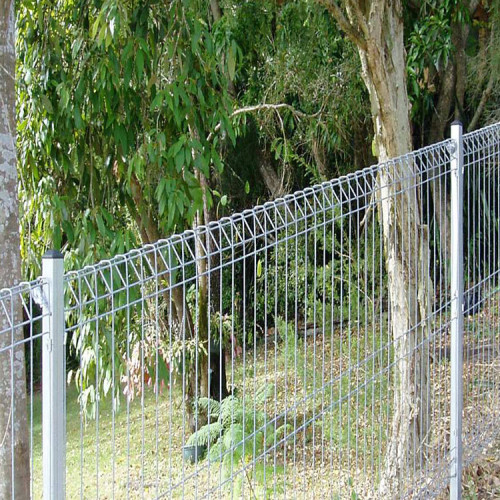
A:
350;3;431;494
0;1;30;497
195;171;228;403
427;19;470;286
258;149;287;198
195;200;211;400
312;137;328;179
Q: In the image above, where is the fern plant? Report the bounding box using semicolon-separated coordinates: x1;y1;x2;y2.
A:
186;385;291;494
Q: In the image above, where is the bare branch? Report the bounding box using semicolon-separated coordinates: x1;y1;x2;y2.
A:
316;0;367;49
210;0;222;21
207;103;322;142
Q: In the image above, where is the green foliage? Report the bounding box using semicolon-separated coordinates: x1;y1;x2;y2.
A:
187;384;289;492
17;0;235;277
405;1;462;119
252;211;385;336
222;0;371;183
17;0;238;407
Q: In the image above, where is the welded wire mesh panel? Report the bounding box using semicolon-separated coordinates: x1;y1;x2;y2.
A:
62;137;462;499
462;124;500;470
0;280;49;499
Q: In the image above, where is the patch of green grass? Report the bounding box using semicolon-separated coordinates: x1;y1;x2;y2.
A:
31;383;194;498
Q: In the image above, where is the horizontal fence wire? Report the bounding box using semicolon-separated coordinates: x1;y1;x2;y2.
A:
0;279;49;498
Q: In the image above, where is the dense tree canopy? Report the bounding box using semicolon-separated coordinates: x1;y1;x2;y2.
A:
17;0;500;275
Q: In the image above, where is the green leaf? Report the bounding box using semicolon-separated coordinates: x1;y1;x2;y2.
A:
220;195;227;206
208;440;224;462
175;150;184;172
114;124;128;155
74;106;83;129
62;220;75;244
59;88;70;110
245;181;250;194
212;150;224;173
96;213;106;235
257;259;262;278
167;200;176;228
53;225;62;250
150;92;164;110
157;356;170;388
90;17;100;40
40;95;53;114
136;50;144;80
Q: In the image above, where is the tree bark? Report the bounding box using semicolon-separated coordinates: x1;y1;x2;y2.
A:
195;172;211;400
319;1;431;494
312;137;328;179
427;18;471;283
0;1;30;498
358;11;431;495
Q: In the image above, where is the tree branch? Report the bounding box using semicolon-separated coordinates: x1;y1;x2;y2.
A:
469;0;480;15
210;0;222;21
316;0;367;49
206;103;322;142
468;70;495;130
346;0;370;38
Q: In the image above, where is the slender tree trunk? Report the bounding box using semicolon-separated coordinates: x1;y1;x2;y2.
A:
195;174;211;399
127;175;200;425
0;1;30;497
427;19;470;283
312;137;328;179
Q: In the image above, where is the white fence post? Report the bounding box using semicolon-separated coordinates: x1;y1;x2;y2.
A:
42;250;66;499
450;121;464;500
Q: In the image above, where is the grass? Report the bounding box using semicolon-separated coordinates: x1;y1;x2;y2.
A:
28;294;500;499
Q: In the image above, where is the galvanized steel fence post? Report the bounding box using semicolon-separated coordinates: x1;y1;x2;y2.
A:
42;250;66;499
450;121;464;500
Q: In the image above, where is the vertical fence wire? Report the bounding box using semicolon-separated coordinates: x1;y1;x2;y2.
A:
462;124;500;472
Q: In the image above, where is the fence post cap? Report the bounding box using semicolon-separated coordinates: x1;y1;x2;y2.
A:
451;120;463;127
42;249;64;260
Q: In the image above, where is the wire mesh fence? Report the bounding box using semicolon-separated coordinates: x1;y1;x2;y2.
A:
0;279;49;498
1;122;500;499
60;135;457;499
461;125;500;472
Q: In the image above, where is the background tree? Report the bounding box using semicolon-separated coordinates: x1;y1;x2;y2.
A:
17;0;239;418
0;0;29;497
